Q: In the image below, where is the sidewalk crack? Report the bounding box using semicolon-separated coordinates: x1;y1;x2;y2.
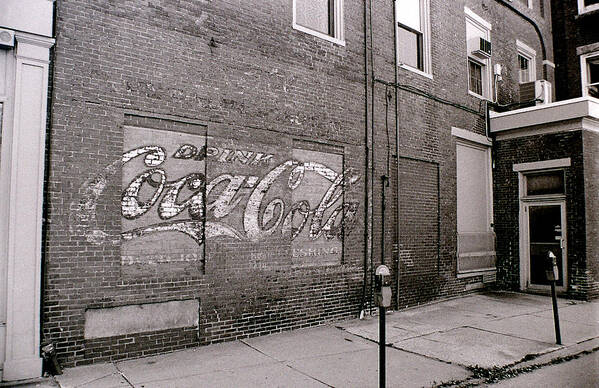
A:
114;363;135;388
239;339;282;361
284;364;335;387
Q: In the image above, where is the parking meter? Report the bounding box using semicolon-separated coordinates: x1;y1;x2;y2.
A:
546;251;559;282
375;265;392;308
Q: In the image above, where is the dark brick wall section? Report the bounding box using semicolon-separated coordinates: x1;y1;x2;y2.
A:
583;130;599;299
493;130;591;299
551;0;599;100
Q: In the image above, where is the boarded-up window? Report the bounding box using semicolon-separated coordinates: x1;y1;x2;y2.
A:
456;140;496;274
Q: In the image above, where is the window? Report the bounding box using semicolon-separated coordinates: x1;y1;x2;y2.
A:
395;0;432;76
469;59;483;95
581;52;599;98
525;171;565;196
453;127;495;276
293;0;344;45
465;8;492;99
517;40;536;83
518;0;533;8
539;0;545;18
518;55;530;82
578;0;599;14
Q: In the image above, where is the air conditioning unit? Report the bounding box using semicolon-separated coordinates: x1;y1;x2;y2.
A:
519;80;552;105
0;29;15;49
472;38;492;59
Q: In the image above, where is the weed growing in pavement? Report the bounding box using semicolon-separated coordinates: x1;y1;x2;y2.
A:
430;347;599;387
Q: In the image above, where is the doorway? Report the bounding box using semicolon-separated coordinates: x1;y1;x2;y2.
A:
524;202;567;290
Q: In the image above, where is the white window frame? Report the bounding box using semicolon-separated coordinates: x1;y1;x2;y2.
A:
580;51;599;97
395;0;433;79
453;127;494;236
516;40;537;83
453;127;495;278
292;0;345;46
578;0;599;14
465;7;492;100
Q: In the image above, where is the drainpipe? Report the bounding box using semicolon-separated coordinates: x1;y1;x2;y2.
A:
392;0;401;310
360;0;370;317
368;0;376;314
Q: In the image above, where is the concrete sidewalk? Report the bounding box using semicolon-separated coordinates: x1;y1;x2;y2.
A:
21;291;599;387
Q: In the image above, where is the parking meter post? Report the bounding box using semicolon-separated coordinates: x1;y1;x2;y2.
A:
379;304;385;388
375;265;390;388
550;280;562;345
547;251;562;345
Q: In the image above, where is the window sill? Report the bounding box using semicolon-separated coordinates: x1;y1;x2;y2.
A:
399;64;433;80
457;268;496;279
577;5;599;16
468;90;491;101
292;23;345;46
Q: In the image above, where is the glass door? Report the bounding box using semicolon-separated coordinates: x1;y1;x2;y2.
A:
527;202;566;288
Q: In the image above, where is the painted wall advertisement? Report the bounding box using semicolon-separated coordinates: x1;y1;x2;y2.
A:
71;125;360;275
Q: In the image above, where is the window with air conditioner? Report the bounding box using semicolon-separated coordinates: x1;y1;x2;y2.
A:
517;40;536;83
395;0;432;77
465;7;492;99
293;0;344;45
581;51;599;98
578;0;599;14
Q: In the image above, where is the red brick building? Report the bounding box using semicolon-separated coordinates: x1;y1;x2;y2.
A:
489;0;599;301
551;0;599;100
5;0;594;380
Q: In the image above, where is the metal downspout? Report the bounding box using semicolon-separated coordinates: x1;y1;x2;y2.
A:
360;0;370;317
392;0;401;309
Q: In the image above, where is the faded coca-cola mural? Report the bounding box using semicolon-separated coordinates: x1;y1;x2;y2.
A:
69;125;360;274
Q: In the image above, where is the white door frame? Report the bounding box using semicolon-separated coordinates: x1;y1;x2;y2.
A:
520;200;567;292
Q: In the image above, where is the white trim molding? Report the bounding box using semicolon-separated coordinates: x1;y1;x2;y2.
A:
513;158;571;172
292;0;345;46
465;7;492;100
451;126;492;146
580;51;599;98
464;7;492;30
2;31;54;382
516;39;537;83
396;0;433;78
578;0;599;15
577;42;599;56
490;96;599;134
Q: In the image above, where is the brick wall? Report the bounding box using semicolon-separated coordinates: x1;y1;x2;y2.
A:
45;0;367;366
43;0;555;366
493;130;591;299
551;0;599;100
583;130;599;299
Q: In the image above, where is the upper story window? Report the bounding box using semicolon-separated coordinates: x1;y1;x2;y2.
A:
539;0;545;18
517;40;537;83
293;0;345;46
465;7;492;99
395;0;432;77
518;0;533;9
578;0;599;14
580;51;599;98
